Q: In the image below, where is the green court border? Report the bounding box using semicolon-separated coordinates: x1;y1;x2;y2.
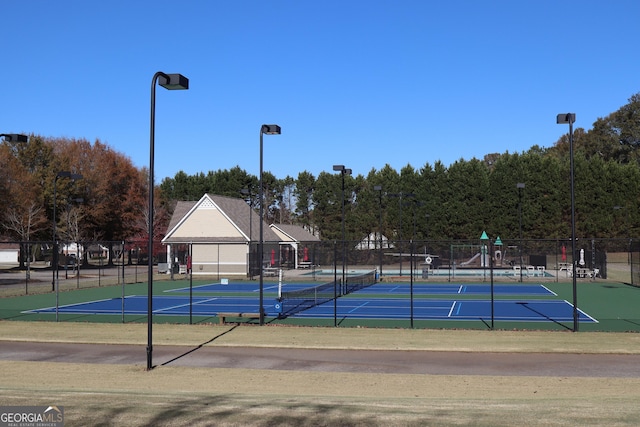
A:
1;278;639;332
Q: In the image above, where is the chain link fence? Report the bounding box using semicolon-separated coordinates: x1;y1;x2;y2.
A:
1;238;639;331
1;238;635;292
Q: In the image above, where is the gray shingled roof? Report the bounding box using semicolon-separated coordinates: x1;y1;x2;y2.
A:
163;194;280;244
270;223;320;242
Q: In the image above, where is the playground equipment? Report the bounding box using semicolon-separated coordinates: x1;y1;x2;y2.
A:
460;252;482;266
454;244;511;268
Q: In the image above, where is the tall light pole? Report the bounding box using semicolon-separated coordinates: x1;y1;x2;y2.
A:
241;188;254;279
557;112;578;332
374;185;383;278
479;232;495;328
424;213;431;248
517;182;525;282
333;165;351;294
148;72;189;370
388;192;414;276
65;196;84;283
52;171;82;321
1;134;29;276
409;199;423;328
614;205;632;284
259;124;281;325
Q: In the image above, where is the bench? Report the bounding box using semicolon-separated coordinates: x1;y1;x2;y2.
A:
263;267;278;277
567;266;594;278
575;267;592;278
217;312;261;324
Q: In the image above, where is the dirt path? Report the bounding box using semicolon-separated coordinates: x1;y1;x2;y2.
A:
2;341;640;377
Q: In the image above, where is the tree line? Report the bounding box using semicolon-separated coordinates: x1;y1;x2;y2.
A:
2;93;640;248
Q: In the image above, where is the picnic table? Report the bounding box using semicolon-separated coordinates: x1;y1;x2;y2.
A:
567;266;594;278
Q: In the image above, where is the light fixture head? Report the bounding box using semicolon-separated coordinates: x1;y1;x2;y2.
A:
374;185;382;191
159;73;189;90
556;113;576;124
56;171;83;181
517;183;525;189
261;124;281;135
333;165;345;172
0;134;28;143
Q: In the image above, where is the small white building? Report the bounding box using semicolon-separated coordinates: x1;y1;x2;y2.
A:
269;223;320;269
355;232;393;250
0;243;19;263
162;194;281;277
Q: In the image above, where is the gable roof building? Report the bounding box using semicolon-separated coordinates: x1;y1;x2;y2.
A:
163;194;281;244
162;194;281;277
269;224;319;243
162;194;322;277
269;223;320;269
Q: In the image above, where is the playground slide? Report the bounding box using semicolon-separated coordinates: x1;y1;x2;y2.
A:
460;252;481;266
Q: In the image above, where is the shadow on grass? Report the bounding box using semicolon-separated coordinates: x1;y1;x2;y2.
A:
83;394;418;427
160;326;239;368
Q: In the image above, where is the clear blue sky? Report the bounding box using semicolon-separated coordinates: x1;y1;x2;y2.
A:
2;1;639;182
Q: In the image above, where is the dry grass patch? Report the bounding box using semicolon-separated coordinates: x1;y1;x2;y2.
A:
3;321;640;425
2;321;640;353
2;361;640;426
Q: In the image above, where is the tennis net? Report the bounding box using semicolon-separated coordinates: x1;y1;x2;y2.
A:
344;269;377;294
278;280;339;317
278;270;378;318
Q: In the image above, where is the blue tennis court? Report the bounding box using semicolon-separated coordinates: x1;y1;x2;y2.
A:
27;296;263;316
345;283;556;296
166;282;281;294
27;292;597;323
167;281;556;296
291;298;597;322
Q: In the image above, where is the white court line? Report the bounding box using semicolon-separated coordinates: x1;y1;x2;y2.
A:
163;283;220;293
154;297;219;313
447;301;457;317
22;296;131;314
563;299;599;323
541;284;558;296
348;301;370;313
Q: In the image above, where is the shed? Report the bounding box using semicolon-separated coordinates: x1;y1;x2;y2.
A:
0;243;19;264
162;193;280;277
269;224;320;269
